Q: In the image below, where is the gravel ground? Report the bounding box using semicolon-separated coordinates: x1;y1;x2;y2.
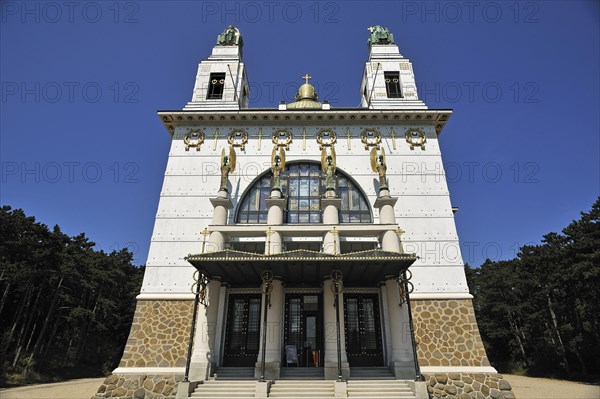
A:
502;374;600;399
0;378;104;399
0;375;598;399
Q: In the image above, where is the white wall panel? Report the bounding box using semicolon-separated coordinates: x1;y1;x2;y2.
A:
143;123;469;296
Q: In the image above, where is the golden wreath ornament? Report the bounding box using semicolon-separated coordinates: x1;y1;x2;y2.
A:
360;129;382;150
227;129;249;150
272;129;293;150
316;129;337;150
183;128;205;151
405;128;426;150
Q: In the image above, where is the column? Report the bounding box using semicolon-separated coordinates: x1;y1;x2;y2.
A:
321;197;341;254
379;282;393;367
206;190;232;253
253;188;286;380
384;276;417;379
323;278;349;380
374;193;402;253
255;278;283;380
212;282;228;367
265;188;286;255
189;278;221;381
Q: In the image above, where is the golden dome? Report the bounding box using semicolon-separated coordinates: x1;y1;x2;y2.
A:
287;74;322;109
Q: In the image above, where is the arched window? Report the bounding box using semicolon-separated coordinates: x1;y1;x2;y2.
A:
236;163;372;224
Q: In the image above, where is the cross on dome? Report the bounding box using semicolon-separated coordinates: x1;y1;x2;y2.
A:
302;74;312;84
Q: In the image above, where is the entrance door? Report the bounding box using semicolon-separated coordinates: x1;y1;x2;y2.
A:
223;294;261;366
343;294;384;366
284;294;322;367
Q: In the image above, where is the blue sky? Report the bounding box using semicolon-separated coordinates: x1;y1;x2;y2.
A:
1;1;598;266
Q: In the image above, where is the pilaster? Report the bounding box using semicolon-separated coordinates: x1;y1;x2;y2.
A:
212;282;228;367
189;278;221;381
255;278;283;380
323;278;349;380
384;276;417;379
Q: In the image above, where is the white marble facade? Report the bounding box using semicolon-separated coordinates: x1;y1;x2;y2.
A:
133;27;480;381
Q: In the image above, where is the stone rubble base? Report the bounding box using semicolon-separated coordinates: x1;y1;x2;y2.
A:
424;373;515;399
91;374;183;399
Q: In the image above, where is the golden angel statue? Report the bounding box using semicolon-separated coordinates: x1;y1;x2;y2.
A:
370;147;388;190
219;146;236;191
271;146;286;190
321;146;337;191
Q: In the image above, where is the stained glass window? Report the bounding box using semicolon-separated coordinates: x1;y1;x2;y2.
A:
236;163;372;224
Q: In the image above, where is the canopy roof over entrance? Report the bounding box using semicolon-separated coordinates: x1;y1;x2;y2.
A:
186;249;417;286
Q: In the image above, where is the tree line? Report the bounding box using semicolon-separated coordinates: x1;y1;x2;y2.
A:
0;205;143;386
466;197;600;380
1;198;598;385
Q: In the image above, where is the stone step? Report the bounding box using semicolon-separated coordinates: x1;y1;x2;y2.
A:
347;394;416;398
347;397;417;399
195;387;256;392
350;375;396;382
280;368;324;373
347;381;411;386
346;379;417;399
190;394;254;398
271;385;334;393
347;380;410;383
269;396;335;398
212;367;255;380
269;380;335;398
191;397;255;399
272;384;333;387
203;382;256;386
191;379;256;399
348;386;412;392
214;367;254;372
269;390;335;399
279;370;325;379
349;368;395;379
272;381;333;385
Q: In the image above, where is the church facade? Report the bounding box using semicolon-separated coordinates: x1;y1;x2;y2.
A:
94;26;514;399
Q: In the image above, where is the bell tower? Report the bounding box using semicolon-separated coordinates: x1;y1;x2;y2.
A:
360;25;427;110
185;25;250;110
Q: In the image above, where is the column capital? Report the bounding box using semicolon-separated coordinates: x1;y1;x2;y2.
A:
210;197;233;209
321;197;342;208
374;195;398;209
265;197;286;208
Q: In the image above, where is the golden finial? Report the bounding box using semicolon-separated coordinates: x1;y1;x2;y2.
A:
368;26;376;33
266;227;274;255
302;74;311;84
201;228;210;254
